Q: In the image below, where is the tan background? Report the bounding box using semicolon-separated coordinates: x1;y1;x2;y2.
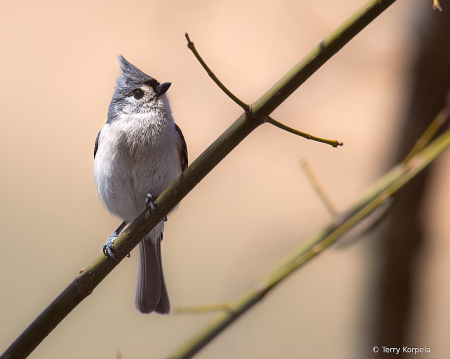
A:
1;0;449;358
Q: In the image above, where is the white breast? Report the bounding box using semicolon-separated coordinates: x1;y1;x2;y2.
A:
93;115;181;224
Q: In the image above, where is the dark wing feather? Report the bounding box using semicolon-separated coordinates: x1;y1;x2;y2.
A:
174;124;188;171
94;130;101;159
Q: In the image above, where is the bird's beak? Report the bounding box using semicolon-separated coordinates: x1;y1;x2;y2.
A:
156;82;171;96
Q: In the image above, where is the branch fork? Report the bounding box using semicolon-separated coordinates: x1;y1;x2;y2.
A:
184;32;343;148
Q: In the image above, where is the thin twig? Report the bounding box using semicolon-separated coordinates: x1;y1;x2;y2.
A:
185;33;249;110
300;159;339;217
403;106;450;164
269;117;343;147
175;303;232;314
185;33;343;148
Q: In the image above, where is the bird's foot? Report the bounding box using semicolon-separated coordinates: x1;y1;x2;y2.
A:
146;193;157;212
102;234;119;262
146;194;167;221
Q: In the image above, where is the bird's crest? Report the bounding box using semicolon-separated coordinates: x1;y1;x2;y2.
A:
116;55;154;87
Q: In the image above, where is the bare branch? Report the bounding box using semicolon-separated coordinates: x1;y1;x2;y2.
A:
168;127;450;359
185;33;343;148
300;158;339;217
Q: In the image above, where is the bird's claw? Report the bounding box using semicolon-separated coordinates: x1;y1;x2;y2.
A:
103;234;119;262
146;193;157;212
146;194;167;221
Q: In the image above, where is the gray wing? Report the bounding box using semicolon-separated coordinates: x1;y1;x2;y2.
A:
174;124;188;171
94;129;101;159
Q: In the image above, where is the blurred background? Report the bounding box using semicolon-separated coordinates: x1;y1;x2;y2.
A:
1;0;449;358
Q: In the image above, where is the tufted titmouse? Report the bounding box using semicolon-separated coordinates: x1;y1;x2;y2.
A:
93;56;188;314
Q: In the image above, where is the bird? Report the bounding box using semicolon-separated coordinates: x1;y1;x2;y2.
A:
93;55;188;314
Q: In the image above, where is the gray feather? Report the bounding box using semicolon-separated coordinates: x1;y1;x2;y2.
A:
136;227;170;314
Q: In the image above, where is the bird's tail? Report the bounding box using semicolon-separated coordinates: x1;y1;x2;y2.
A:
135;224;170;314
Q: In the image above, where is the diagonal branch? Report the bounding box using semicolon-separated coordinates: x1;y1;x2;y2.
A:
1;1;399;358
403;102;450;164
167;127;450;359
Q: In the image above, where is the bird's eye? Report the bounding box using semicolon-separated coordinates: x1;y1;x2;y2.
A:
132;89;145;100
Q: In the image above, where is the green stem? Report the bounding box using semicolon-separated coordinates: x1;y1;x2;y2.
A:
403;106;450;164
300;159;339;217
175;303;232;314
269;117;343;147
168;128;450;359
185;33;343;148
185;32;249;110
